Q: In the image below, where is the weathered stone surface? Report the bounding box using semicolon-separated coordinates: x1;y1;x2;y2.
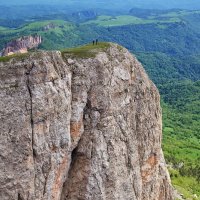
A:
0;44;174;200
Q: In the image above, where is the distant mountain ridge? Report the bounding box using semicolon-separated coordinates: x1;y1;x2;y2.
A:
71;10;98;22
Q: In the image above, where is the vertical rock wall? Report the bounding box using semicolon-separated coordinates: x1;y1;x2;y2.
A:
2;35;42;56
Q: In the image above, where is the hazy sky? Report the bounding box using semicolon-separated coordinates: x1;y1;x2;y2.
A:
0;0;200;9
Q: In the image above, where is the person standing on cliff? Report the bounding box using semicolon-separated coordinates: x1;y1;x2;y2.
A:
93;40;95;45
96;39;98;45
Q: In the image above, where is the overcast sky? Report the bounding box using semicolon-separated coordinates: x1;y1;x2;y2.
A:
0;0;200;9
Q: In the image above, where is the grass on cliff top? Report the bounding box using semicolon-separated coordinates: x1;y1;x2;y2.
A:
0;53;29;62
61;42;110;58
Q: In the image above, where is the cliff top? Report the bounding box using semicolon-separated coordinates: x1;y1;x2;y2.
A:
0;42;112;63
61;42;111;58
0;52;30;62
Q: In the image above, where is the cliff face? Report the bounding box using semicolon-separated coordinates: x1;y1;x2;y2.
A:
0;43;174;200
1;35;42;56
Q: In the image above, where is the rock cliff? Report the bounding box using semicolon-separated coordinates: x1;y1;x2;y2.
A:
0;43;174;200
1;35;42;56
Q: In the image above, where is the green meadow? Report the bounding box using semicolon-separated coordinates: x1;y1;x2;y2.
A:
83;15;181;26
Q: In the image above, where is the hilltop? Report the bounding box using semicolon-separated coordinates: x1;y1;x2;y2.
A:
0;43;173;200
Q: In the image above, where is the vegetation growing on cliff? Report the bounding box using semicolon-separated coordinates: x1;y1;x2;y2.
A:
61;42;110;58
0;53;29;62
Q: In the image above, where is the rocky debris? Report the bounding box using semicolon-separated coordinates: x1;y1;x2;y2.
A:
173;189;184;200
1;35;42;56
0;43;174;200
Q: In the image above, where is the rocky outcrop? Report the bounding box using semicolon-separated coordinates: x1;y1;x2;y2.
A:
1;35;42;56
0;43;174;200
